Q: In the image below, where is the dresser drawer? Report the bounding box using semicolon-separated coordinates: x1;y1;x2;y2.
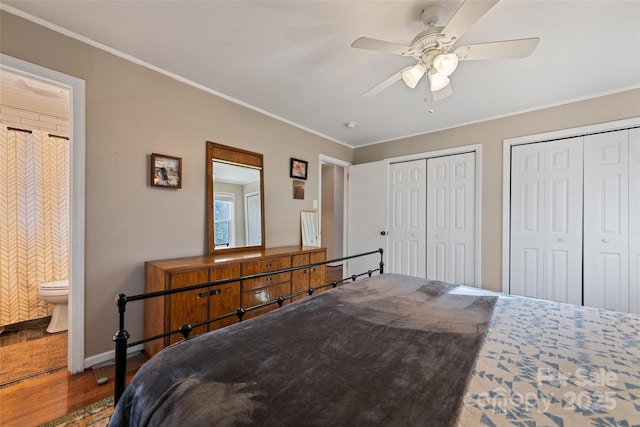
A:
242;256;291;275
242;271;291;291
241;282;291;319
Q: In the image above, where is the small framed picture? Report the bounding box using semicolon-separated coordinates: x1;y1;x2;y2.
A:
293;180;305;200
290;158;308;180
151;153;182;188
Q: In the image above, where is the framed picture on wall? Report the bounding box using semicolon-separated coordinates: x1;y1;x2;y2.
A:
293;180;305;199
290;158;308;180
151;153;182;188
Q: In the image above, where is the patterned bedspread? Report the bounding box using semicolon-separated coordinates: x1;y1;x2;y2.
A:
458;295;640;426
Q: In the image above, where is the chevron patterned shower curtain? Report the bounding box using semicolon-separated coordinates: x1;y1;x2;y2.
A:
0;125;70;327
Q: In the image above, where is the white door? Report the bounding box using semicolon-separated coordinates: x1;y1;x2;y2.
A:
346;160;388;278
449;153;476;285
510;138;583;304
510;143;545;299
388;160;426;277
630;128;640;315
245;192;261;246
584;130;629;312
426;152;475;285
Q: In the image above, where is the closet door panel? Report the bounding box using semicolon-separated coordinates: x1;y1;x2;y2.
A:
406;165;426;277
629;128;640;314
449;153;475;286
388;160;426;277
584;130;629;312
510;138;582;303
388;165;405;274
510;144;545;299
543;138;583;305
427;157;450;281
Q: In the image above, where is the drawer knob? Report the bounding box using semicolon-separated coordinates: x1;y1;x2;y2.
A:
266;277;272;282
266;263;272;268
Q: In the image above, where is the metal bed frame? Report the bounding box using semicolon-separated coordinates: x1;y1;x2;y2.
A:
112;248;384;405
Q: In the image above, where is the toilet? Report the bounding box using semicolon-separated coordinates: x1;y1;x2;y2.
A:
38;280;69;333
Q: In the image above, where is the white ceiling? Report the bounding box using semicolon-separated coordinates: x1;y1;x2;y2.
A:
3;1;639;148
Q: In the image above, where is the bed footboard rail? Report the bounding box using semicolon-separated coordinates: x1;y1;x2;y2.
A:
113;248;384;405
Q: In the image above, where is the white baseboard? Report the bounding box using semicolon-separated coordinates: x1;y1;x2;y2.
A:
84;343;144;369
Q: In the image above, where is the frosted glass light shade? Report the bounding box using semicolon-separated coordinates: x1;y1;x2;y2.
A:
401;63;426;89
428;71;450;92
433;53;458;77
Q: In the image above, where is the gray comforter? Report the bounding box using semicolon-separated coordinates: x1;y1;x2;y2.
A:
109;274;498;426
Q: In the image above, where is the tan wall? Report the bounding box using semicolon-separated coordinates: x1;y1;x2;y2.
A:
0;11;352;358
354;89;640;292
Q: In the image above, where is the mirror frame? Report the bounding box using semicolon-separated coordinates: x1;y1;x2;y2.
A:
207;141;265;254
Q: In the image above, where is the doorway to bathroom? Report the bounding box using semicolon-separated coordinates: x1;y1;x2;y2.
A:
319;155;350;281
0;71;70;386
0;54;86;376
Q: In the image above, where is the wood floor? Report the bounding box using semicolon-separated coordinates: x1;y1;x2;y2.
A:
0;367;135;427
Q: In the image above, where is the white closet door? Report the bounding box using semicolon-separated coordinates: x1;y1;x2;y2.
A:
510;138;583;304
543;139;583;304
388;160;426;277
584;130;629;312
427;153;475;285
427;156;451;282
628;128;639;314
510;143;546;299
449;153;475;285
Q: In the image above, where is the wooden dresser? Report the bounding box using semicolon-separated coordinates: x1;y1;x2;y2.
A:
144;245;326;357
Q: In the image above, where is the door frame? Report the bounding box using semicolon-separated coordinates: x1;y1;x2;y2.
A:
386;144;482;286
501;117;640;295
318;154;351;262
1;54;86;373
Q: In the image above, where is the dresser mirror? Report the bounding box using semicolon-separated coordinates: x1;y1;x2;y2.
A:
207;142;265;254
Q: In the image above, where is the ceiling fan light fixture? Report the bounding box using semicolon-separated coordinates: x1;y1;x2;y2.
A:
401;63;426;89
432;53;459;77
428;71;450;92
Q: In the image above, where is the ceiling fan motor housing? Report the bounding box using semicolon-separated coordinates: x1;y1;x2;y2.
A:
410;27;445;58
421;4;444;27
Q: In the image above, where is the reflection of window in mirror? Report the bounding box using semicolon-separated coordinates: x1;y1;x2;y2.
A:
214;192;235;248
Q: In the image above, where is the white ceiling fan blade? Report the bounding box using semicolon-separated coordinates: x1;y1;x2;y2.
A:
362;66;412;97
455;38;540;60
432;83;452;102
440;0;499;44
351;37;413;56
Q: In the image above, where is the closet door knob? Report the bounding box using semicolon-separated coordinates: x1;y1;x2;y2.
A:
602;238;609;243
557;238;564;242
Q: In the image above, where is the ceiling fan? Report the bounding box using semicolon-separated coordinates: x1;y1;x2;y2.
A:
351;0;539;100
